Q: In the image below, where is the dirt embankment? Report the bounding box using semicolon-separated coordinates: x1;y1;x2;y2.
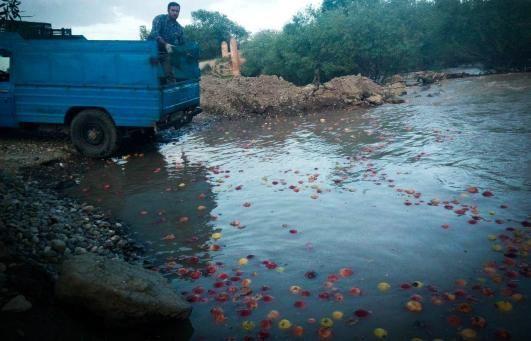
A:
200;74;406;117
200;67;497;117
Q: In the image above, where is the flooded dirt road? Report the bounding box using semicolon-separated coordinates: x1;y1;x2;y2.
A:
66;73;530;340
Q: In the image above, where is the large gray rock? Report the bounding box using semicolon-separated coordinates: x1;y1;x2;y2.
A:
367;94;384;105
322;75;384;101
384;82;407;97
55;254;191;325
2;295;32;313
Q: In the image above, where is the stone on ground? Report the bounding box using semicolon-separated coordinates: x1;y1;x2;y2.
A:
2;295;32;313
55;253;191;325
367;95;384;105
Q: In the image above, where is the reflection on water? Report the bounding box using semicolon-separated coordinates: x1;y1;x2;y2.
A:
66;149;219;270
68;74;531;340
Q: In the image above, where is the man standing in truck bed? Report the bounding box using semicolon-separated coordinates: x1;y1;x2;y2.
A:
148;2;184;84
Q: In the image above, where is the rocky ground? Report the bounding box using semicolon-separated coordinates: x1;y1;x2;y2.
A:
0;171;143;269
0;127;71;173
0;158;191;339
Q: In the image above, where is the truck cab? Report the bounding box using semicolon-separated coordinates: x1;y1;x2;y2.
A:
0;22;201;157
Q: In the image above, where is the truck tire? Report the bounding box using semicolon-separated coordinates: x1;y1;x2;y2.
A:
70;109;119;158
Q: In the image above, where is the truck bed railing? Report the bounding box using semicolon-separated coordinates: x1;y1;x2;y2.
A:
1;21;84;40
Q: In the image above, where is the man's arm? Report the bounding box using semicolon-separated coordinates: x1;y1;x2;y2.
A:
150;16;167;47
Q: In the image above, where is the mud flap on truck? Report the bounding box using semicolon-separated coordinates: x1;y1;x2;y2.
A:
156;106;202;131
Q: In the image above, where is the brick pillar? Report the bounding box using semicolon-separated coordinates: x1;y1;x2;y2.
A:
221;41;229;58
230;37;241;77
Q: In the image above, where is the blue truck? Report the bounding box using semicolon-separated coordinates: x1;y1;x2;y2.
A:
0;22;201;157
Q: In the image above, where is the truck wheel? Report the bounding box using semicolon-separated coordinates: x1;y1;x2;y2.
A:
70;109;119;158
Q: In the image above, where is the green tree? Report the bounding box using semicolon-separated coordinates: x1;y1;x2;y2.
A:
184;10;249;60
139;25;149;41
243;0;531;84
241;30;280;77
321;0;379;12
244;1;426;83
466;0;531;68
0;0;22;28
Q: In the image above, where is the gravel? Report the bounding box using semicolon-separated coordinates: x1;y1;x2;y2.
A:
0;171;143;274
0;128;72;173
0;167;159;339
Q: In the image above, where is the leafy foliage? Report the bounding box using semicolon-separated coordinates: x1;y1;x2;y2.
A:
139;25;149;41
183;10;249;60
0;0;22;27
242;0;531;85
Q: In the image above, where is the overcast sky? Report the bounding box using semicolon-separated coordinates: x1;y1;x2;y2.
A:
20;0;322;40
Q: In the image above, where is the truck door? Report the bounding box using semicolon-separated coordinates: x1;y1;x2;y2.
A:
0;50;16;127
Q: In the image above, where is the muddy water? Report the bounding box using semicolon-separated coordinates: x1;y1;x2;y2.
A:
67;73;530;340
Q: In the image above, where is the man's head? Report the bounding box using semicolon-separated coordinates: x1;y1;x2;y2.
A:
167;2;180;20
